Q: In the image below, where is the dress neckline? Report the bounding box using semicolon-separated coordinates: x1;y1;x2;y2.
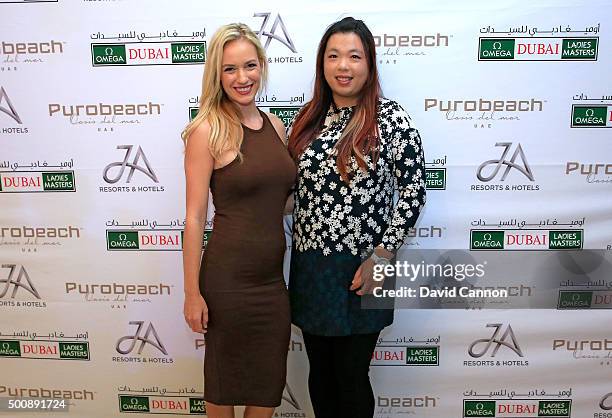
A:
241;109;266;133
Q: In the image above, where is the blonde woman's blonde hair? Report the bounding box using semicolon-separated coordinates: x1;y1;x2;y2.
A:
181;23;267;160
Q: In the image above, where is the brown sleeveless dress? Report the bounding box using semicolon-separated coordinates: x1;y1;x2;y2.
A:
199;110;296;407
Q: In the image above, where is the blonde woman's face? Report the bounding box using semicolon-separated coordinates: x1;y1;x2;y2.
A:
220;38;261;107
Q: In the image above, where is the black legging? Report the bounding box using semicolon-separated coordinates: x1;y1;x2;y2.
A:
302;331;380;418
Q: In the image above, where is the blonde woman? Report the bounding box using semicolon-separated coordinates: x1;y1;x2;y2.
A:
182;23;295;418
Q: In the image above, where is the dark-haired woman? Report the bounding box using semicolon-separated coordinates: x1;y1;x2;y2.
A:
287;17;426;418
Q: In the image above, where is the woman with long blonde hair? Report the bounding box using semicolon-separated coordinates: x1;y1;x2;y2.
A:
182;23;295;418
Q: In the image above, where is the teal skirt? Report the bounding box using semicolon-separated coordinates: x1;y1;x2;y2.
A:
288;248;394;336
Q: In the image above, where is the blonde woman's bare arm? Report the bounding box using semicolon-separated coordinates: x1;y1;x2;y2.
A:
183;121;213;333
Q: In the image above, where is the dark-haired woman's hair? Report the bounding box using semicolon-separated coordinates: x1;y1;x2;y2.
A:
288;17;381;182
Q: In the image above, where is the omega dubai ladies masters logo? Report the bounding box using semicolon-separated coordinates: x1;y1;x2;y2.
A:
478;22;599;61
91;42;205;66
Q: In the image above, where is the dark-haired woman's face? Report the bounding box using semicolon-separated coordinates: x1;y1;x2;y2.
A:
323;32;369;108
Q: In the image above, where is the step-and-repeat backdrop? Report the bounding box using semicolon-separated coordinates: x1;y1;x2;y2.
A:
2;0;611;417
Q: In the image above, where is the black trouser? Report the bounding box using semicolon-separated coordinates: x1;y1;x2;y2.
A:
302;331;380;418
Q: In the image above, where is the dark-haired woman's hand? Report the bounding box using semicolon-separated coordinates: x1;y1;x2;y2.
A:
350;257;378;296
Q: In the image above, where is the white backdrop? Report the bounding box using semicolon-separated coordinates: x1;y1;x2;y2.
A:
1;0;611;417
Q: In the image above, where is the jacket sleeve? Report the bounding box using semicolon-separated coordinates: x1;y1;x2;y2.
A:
379;104;427;252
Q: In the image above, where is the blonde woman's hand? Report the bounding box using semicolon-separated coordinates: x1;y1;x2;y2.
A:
184;293;208;334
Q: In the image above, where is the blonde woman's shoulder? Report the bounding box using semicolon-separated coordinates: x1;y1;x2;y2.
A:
187;119;211;143
185;119;214;164
267;112;288;145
